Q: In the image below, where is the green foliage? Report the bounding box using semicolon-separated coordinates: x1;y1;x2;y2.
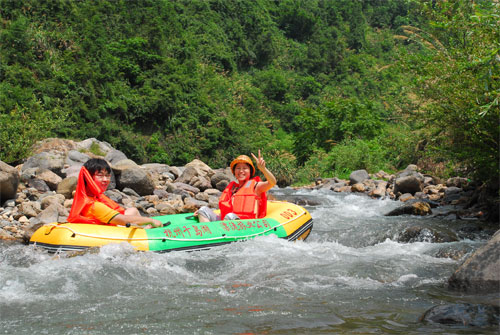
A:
0;0;495;187
89;142;106;157
293;97;384;164
398;0;499;181
0;104;71;164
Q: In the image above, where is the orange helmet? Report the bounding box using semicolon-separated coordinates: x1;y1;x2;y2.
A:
230;155;255;176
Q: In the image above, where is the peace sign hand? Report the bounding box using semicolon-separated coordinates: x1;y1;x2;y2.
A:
251;150;266;172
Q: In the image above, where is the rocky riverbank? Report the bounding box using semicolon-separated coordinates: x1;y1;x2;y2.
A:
0;138;498;300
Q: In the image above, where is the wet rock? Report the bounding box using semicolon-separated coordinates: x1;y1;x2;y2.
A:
399;193;414;202
448;230;500;293
398;225;458;243
420;303;499;327
0;160;20;203
349;169;370;185
385;201;432;216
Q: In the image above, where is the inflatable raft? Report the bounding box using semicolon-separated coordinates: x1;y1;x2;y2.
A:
29;201;313;252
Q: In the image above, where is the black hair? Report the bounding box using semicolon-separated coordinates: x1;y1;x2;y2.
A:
83;158;111;176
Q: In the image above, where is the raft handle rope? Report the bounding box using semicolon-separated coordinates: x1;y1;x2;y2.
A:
41;202;308;243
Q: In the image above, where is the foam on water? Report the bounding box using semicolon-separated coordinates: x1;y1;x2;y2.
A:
0;189;496;334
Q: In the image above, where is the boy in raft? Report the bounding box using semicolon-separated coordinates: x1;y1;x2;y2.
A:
195;150;277;222
68;158;162;228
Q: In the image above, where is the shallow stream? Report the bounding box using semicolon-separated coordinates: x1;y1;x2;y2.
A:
1;188;497;334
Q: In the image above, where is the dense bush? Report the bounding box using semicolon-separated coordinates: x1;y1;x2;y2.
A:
0;0;497;186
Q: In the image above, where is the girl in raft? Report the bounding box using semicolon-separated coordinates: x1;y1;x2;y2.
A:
195;150;277;222
68;158;162;228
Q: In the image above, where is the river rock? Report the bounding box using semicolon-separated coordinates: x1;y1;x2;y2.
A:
105;149;128;165
393;165;424;195
117;168;155;196
0;160;20;204
211;171;232;189
27;178;51;192
349;169;370;185
65;150;90;166
394;175;422;195
21;151;66;176
385;201;432;216
76;138;114;155
398;225;458;243
35;168;63;190
448;229;500;293
18;201;41;218
56;176;78;199
351;183;365;193
420;303;499;327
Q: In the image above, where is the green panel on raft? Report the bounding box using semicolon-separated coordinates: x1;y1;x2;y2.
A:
145;213;287;252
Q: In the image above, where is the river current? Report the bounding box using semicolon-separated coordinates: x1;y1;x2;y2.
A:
0;188;497;334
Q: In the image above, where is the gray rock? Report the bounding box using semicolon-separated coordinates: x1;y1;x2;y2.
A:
121;187;140;198
420;303;499;327
19;201;41;218
385;201;432;216
117;168;155;196
349;170;370;185
27;179;51;192
394;175;422;195
448;229;500;293
76;138;114;154
0;160;20;204
173;182;200;194
35;168;62;190
56;176;78;199
22;151;66;176
211;171;232;188
153;189;169;199
66;150;90;165
105;149;128;165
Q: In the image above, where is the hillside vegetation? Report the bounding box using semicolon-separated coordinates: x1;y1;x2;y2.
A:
1;0;498;186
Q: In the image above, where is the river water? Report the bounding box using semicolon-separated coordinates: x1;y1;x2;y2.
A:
0;188;497;334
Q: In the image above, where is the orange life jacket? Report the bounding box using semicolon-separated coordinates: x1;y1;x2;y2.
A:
219;177;267;220
67;167;125;224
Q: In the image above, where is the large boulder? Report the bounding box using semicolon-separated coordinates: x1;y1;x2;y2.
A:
21;151;66;176
349;169;370;185
176;160;214;191
76;138;114;155
385;201;432;216
448;229;500;293
0;160;19;204
105;149;128;165
393;165;424;195
117;168;155;196
65;150;90;166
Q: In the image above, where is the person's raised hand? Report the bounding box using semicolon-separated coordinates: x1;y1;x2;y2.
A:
251;149;266;172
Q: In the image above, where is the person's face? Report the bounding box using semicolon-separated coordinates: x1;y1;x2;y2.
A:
234;163;251;183
92;169;111;192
